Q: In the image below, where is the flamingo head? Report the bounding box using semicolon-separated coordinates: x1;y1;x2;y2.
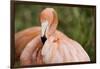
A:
40;8;58;41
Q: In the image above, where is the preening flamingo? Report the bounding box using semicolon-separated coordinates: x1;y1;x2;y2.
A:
15;8;90;66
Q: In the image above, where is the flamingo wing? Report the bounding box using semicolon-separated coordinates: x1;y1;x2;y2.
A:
41;30;90;64
20;35;43;65
15;27;41;60
57;31;90;62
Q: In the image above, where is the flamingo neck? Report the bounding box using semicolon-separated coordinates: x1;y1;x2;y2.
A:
46;10;58;38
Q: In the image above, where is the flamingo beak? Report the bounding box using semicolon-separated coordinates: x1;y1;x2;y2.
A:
41;20;48;37
41;20;48;44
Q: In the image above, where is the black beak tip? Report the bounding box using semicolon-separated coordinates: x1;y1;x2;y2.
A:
41;35;47;45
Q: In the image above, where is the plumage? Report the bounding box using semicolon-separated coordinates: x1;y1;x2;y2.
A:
15;27;40;60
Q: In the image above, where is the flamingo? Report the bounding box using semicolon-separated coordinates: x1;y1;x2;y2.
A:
15;8;90;66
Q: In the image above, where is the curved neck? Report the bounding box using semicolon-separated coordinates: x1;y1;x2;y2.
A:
46;11;58;38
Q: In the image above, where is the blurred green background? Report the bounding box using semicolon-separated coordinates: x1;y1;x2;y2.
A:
15;3;96;62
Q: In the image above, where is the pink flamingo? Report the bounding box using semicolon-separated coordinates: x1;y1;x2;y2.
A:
15;8;90;66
